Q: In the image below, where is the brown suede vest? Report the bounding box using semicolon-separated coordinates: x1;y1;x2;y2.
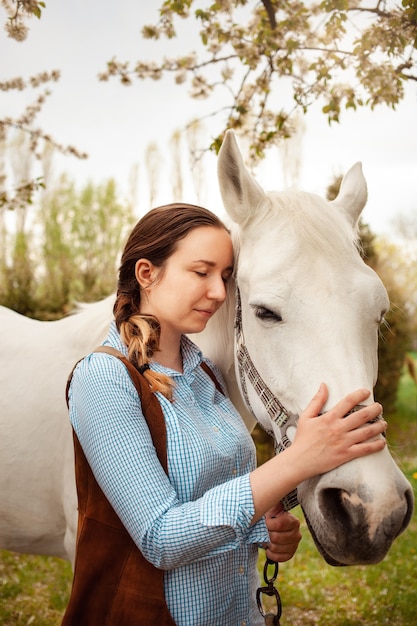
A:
62;347;223;626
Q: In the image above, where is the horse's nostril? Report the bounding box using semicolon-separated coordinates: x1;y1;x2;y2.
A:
320;488;344;518
319;488;364;533
320;484;414;540
401;486;415;534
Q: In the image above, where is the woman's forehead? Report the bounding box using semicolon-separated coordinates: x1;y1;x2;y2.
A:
178;226;231;248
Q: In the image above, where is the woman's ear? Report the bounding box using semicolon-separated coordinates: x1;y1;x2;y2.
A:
135;259;156;288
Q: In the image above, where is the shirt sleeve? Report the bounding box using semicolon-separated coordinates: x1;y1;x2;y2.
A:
69;353;269;570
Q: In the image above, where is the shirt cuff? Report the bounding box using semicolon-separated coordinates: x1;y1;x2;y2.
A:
199;474;269;544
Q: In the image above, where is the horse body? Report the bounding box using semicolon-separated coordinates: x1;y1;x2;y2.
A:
0;297;114;560
0;130;413;566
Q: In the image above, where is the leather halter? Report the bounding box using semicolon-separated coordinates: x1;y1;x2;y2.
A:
235;286;299;510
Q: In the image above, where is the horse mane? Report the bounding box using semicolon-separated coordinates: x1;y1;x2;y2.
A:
247;190;361;261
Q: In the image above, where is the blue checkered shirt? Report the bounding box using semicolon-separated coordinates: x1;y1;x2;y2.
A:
69;321;269;626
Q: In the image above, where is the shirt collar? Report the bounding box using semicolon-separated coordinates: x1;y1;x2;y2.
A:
180;334;203;377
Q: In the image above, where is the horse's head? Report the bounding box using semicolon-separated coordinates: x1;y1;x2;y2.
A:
217;129;414;565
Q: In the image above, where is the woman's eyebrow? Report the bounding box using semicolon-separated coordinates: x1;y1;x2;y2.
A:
193;259;234;272
193;259;214;265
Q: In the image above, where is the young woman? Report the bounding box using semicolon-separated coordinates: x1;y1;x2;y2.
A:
62;203;386;626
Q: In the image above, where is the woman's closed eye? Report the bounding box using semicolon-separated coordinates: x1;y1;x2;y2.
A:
195;271;231;283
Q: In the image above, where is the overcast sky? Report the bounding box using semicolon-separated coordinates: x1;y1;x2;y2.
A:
2;0;416;235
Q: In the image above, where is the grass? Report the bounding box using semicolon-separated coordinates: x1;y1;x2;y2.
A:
1;354;416;625
0;551;72;625
388;351;417;464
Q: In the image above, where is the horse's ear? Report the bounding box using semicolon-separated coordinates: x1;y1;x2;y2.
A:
331;162;367;227
217;130;266;225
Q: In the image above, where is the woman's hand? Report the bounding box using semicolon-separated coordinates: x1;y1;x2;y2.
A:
264;503;301;562
250;384;387;524
291;383;387;478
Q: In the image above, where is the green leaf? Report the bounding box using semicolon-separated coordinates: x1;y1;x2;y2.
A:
32;5;42;19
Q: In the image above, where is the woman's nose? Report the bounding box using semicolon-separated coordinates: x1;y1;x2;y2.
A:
208;276;227;301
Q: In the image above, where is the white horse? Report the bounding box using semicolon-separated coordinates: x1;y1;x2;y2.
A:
0;130;413;567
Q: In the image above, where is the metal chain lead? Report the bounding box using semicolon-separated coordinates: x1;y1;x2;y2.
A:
256;558;282;625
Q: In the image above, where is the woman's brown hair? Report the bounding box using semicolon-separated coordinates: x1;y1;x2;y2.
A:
113;203;228;400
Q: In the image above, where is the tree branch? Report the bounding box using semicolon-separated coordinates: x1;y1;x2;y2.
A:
260;0;277;29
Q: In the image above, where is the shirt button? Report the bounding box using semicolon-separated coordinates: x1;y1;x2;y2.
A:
213;426;219;432
241;621;247;626
232;468;237;475
238;566;245;574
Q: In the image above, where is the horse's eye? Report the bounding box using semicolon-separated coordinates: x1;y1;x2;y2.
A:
379;308;388;326
253;306;283;323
